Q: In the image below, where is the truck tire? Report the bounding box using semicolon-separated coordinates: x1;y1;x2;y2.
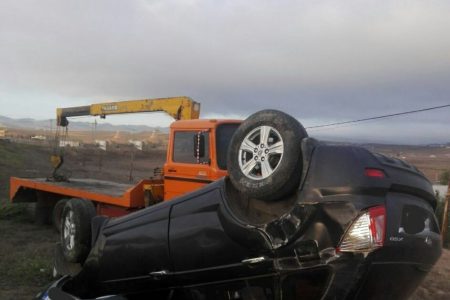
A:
227;110;308;201
61;198;96;263
52;199;68;233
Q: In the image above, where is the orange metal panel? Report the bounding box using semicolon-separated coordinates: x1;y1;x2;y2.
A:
97;204;138;217
9;177;148;208
9;177;21;202
164;177;209;201
163;119;239;200
170;119;241;130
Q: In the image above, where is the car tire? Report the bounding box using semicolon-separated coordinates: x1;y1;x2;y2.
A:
52;199;68;233
61;198;96;263
227;110;308;201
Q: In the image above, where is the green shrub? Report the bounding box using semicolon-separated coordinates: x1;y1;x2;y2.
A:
435;197;450;249
439;170;450;185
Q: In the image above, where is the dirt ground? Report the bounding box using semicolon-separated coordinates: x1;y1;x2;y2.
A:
0;209;57;300
411;249;450;300
1;139;449;299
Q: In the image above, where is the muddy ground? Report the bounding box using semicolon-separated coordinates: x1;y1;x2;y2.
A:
1;140;449;299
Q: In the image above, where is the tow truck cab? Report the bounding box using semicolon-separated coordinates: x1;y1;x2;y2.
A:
163;119;241;200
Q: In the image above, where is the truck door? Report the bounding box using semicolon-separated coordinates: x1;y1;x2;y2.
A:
164;130;213;200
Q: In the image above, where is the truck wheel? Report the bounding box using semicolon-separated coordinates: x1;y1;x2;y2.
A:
61;198;96;263
52;199;68;233
227;110;308;201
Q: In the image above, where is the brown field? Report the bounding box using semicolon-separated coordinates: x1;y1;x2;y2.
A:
0;134;449;299
5;128;169;151
363;144;450;184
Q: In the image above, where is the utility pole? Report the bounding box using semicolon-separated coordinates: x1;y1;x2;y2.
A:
92;119;97;143
441;180;450;247
129;146;135;183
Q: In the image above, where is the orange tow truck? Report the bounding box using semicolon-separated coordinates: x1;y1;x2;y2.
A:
10;96;241;264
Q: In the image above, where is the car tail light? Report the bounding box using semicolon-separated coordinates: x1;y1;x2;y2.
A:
338;205;386;253
365;168;385;178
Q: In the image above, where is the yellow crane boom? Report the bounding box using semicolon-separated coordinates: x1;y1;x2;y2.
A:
50;96;201;181
56;96;201;127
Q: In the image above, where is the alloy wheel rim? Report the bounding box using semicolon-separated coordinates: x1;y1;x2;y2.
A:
238;125;284;180
63;210;75;251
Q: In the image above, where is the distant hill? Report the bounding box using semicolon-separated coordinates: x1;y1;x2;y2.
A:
0;115;169;133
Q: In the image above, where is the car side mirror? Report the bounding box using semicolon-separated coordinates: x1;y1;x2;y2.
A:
193;132;206;159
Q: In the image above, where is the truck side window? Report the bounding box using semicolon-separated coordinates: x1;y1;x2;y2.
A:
173;131;210;164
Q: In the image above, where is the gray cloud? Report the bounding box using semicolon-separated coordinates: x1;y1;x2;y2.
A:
1;0;449;144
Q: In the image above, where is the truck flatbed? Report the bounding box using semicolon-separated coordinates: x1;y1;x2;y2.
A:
10;177;154;209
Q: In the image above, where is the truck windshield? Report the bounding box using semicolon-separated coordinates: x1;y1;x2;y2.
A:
216;123;240;170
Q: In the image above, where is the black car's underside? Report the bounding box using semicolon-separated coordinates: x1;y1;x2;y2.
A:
46;139;441;300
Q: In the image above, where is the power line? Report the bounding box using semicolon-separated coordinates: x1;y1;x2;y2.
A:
305;103;450;130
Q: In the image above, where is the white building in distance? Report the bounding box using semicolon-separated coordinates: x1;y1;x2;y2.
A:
129;140;144;151
95;140;108;151
31;135;47;141
60;140;80;147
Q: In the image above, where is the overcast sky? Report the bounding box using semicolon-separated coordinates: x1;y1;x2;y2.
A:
1;0;449;144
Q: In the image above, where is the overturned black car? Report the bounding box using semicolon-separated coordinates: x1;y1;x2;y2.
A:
38;110;442;300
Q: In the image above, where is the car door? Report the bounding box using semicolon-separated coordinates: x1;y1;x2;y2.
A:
169;186;272;285
96;203;172;292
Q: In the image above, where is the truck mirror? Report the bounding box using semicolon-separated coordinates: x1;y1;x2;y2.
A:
193;133;205;159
